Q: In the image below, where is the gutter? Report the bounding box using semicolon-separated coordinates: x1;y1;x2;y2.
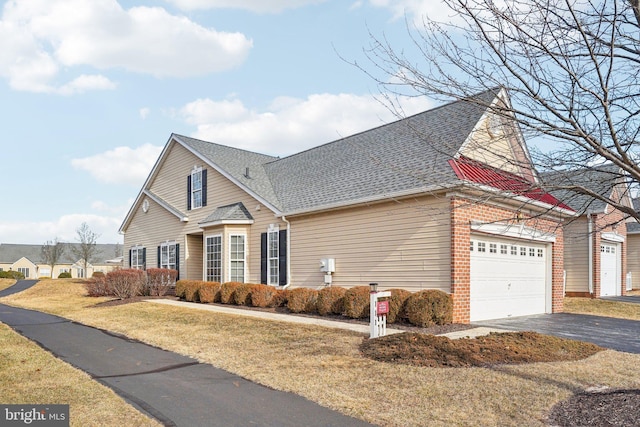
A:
281;215;292;289
588;212;594;295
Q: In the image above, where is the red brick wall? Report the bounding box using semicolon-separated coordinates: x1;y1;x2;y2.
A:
449;196;565;323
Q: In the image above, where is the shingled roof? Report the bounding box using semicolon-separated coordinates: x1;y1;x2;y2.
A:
540;164;629;215
0;243;122;264
176;88;508;215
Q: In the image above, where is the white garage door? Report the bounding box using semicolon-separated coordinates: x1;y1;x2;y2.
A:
600;243;620;296
470;235;548;321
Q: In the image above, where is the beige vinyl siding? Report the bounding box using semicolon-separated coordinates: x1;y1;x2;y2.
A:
124;140;283;281
288;196;451;292
461;116;520;174
563;217;590;293
627;233;640;290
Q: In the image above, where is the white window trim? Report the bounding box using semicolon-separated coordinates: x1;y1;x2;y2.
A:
191;166;203;210
228;234;246;283
267;225;279;286
204;234;223;283
131;245;145;270
160;241;177;270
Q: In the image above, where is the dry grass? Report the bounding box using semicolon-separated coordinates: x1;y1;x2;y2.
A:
0;322;160;427
0;279;16;291
564;297;640;320
3;280;640;427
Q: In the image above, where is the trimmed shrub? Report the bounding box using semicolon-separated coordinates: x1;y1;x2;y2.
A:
269;289;288;308
91;271;105;279
286;288;318;313
386;289;412;324
106;269;145;299
316;286;347;316
175;280;187;299
183;281;203;302
85;274;111;297
57;271;72;279
233;283;255;306
199;282;221;303
146;268;178;296
404;290;453;327
0;270;25;280
220;282;242;304
250;284;278;308
342;286;371;319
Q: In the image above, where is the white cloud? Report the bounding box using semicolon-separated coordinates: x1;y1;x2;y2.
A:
0;214;124;245
179;93;432;156
166;0;327;13
368;0;461;23
0;0;252;93
71;143;163;186
139;107;151;120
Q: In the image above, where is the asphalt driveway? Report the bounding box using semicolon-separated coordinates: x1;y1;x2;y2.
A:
0;281;372;427
474;313;640;354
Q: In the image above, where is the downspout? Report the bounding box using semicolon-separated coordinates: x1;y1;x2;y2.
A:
588;212;593;295
281;215;292;289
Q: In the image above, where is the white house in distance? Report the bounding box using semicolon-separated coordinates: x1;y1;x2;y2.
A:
0;243;123;279
120;88;575;323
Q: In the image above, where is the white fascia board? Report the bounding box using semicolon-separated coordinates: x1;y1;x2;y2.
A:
119;134;179;233
174;135;282;216
143;190;189;222
471;221;556;243
198;219;255;229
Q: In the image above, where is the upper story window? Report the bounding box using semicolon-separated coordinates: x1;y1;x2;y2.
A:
192;167;203;209
187;166;207;211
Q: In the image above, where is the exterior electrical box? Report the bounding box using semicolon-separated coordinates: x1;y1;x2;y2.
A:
320;258;335;273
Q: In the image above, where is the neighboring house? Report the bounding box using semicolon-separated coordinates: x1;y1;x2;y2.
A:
626;198;640;291
542;165;634;297
0;243;123;279
120;87;573;323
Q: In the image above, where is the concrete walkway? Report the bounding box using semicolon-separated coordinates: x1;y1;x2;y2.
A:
146;299;506;339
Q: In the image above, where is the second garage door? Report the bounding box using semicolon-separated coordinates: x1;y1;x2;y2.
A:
470;235;548;321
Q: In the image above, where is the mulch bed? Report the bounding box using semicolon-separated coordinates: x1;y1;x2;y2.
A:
547;389;640;427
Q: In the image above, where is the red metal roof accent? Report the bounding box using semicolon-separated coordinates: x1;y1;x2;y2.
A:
449;156;573;211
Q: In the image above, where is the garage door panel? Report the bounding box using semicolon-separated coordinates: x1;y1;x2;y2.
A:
470;236;548;321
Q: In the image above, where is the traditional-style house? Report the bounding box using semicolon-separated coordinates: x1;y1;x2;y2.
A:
120;88;573;323
542;165;634;297
0;243;122;279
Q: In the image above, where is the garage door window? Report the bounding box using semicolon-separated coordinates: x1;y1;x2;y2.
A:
520;247;527;256
478;242;486;252
538;249;544;257
511;245;517;255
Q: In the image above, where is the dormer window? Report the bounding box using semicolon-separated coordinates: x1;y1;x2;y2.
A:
187;166;207;211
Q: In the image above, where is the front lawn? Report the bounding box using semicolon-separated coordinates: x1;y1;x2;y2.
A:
2;280;640;427
564;297;640;320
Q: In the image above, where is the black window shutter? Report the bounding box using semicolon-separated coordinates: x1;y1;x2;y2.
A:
278;230;287;286
129;250;132;269
157;246;161;268
187;175;192;211
202;169;208;207
260;233;267;284
175;244;180;280
142;248;146;270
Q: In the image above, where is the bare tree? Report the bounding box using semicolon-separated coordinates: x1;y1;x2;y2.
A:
358;0;640;220
41;238;66;279
70;222;100;279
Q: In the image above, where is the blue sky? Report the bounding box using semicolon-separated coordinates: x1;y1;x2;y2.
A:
0;0;447;244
